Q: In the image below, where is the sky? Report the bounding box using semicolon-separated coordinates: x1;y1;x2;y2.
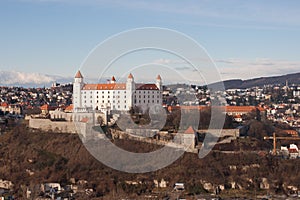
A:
0;0;300;85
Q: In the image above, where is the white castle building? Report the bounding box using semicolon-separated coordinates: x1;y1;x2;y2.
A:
73;71;163;112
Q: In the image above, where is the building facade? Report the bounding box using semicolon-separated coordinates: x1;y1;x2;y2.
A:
73;71;163;112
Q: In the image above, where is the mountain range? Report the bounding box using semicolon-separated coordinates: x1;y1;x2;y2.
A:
218;72;300;89
0;70;73;87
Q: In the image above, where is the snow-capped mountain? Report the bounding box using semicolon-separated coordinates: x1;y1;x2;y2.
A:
0;70;73;87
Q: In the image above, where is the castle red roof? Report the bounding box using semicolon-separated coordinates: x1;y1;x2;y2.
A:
136;84;159;90
75;70;83;78
83;83;126;90
128;73;133;79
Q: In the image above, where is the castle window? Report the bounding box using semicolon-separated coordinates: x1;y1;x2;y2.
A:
144;100;146;103
102;100;104;103
90;100;92;103
124;100;126;103
152;100;154;103
157;100;159;103
108;91;110;94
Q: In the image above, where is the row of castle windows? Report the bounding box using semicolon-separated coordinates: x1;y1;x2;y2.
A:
82;90;159;94
83;99;160;104
82;95;160;99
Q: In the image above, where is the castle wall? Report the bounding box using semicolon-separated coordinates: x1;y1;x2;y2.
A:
29;118;77;134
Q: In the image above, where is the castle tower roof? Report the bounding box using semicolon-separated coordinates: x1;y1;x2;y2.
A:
128;73;133;79
156;75;162;80
75;70;83;78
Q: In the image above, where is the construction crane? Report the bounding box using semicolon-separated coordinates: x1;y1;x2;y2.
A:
263;132;300;155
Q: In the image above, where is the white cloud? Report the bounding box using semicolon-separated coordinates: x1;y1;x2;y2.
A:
216;58;300;80
0;71;73;86
153;58;188;65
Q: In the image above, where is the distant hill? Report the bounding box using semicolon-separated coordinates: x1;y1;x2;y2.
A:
212;72;300;89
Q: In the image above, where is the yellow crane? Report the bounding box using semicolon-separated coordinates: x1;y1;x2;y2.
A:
263;132;300;155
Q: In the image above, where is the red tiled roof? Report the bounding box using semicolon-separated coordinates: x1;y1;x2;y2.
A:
65;104;73;112
75;70;83;78
167;106;265;113
40;104;49;110
225;106;257;113
82;83;126;90
283;130;298;136
40;104;57;111
288;149;298;154
80;117;89;123
111;76;116;81
82;83;159;91
0;102;8;107
136;84;159;90
184;126;196;134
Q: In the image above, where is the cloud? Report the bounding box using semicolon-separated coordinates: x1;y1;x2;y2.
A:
216;58;300;80
153;58;189;65
0;70;73;86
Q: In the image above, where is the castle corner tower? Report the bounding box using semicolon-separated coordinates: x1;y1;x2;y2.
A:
73;70;84;112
